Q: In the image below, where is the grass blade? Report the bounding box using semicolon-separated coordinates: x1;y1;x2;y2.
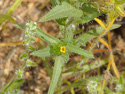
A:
0;0;22;24
0;14;16;23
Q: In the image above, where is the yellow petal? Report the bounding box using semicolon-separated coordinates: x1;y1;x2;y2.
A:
98;38;110;50
111;54;120;78
94;18;106;29
107;18;115;30
60;46;66;53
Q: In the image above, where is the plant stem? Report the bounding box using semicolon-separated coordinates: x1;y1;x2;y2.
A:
1;61;26;93
100;18;118;94
63;17;74;32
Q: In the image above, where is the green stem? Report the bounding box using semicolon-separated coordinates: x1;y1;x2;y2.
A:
1;61;27;93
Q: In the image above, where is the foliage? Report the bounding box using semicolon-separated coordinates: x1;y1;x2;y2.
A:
0;0;22;25
1;0;125;94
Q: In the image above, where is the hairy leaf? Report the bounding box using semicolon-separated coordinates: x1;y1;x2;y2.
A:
75;24;121;46
31;47;51;57
76;3;102;24
35;28;59;44
48;56;64;94
40;2;83;22
14;24;25;30
67;44;93;58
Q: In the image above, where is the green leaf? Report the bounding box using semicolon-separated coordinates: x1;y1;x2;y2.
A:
26;60;37;66
56;18;67;25
67;44;93;58
40;2;83;22
76;3;102;24
0;14;16;23
63;59;107;74
104;86;114;93
75;24;121;46
20;51;28;60
78;0;87;3
110;24;121;30
64;27;74;42
115;0;125;4
6;0;22;15
48;56;65;94
28;45;36;51
31;47;51;57
62;53;69;63
1;82;11;93
11;79;24;90
50;0;60;6
35;27;59;44
119;76;123;84
0;0;22;24
59;76;103;93
14;24;25;30
76;26;103;46
43;58;52;77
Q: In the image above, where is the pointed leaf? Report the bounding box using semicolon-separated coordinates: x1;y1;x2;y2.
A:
59;76;103;93
64;28;74;42
0;0;22;24
111;54;120;78
63;59;107;74
35;27;59;44
75;26;103;46
76;3;102;24
98;38;110;50
104;86;114;93
14;24;25;30
31;47;51;57
67;44;93;58
48;56;64;94
75;24;121;46
20;51;28;60
119;76;123;84
50;0;60;6
0;14;16;23
10;79;24;90
40;2;83;22
115;0;125;4
6;0;22;15
94;18;106;29
26;59;37;66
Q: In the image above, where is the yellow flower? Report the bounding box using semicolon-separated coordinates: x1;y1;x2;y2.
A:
60;46;66;53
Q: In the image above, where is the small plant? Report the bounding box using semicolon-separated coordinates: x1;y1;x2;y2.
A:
1;0;125;94
87;80;98;94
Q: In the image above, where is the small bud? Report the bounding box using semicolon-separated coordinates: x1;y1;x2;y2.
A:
115;4;125;17
23;21;37;47
26;59;37;67
115;84;124;92
26;21;37;30
87;80;98;93
15;69;24;78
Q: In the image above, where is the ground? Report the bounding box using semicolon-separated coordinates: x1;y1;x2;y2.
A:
0;0;125;94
